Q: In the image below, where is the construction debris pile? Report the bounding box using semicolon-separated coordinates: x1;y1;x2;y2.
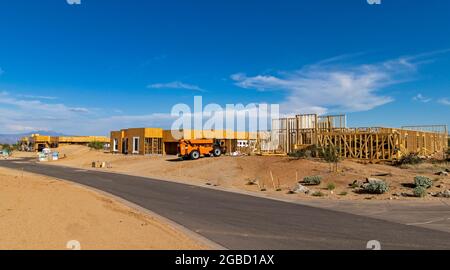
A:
92;161;112;169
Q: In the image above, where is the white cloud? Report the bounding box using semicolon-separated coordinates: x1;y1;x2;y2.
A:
413;93;432;103
231;54;429;115
0;91;180;135
18;94;58;100
0;92;93;134
68;107;90;113
3;124;43;133
0;92;89;114
438;98;450;106
147;81;205;92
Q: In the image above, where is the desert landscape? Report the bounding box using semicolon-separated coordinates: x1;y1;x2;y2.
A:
0;166;207;250
12;145;450;202
2;0;450;255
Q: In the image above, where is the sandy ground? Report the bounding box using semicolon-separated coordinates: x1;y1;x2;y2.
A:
13;145;450;202
0;166;207;250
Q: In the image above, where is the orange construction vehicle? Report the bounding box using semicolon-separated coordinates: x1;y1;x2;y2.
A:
178;139;226;160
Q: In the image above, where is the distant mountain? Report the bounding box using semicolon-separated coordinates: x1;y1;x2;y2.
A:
0;131;67;145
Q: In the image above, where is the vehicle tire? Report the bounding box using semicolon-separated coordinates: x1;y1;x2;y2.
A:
213;147;222;157
190;150;200;160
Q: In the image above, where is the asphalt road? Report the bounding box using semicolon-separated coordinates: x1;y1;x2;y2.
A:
2;159;450;250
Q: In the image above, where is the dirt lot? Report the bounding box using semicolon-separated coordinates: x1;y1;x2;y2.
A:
0;166;207;250
14;145;450;202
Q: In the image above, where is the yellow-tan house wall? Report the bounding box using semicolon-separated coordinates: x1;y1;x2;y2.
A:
111;128;163;155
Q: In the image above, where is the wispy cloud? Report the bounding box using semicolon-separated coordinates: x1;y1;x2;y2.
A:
438;98;450;106
2;124;43;133
413;93;432;103
231;52;445;115
18;94;58;100
68;107;90;113
147;81;205;92
0;92;89;114
0;91;92;133
0;91;179;134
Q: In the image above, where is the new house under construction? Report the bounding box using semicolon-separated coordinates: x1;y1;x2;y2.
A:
20;134;110;152
259;114;448;162
110;128;258;155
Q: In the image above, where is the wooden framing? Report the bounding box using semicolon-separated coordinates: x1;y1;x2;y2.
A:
265;114;448;161
144;137;163;155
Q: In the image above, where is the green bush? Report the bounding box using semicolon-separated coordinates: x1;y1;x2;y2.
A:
395;153;423;166
362;181;389;194
413;186;427;198
1;144;13;154
414;176;433;189
339;191;348;196
1;144;12;151
312;191;325;197
288;145;319;159
88;141;106;150
288;151;308;158
303;176;322;185
327;183;336;191
320;145;341;163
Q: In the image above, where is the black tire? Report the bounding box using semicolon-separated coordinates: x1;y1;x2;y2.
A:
190;150;200;160
213;147;222;157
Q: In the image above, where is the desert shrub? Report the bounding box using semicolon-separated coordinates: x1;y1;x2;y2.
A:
88;141;106;150
339;191;348;196
303;176;322;185
320;145;342;173
1;144;13;154
413;186;427;198
320;145;341;163
414;176;433;189
395;153;423;166
327;183;336;191
1;144;11;151
350;181;360;189
362;181;389;194
288;145;319;159
288;151;308;158
312;191;325;197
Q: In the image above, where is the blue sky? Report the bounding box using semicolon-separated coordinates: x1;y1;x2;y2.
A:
0;0;449;135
